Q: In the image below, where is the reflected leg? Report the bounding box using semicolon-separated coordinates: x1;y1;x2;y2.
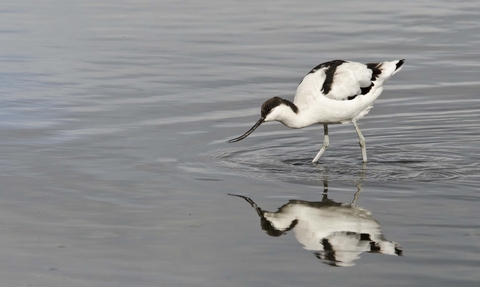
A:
322;178;328;195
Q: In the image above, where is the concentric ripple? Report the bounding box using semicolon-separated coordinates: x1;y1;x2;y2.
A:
192;138;479;184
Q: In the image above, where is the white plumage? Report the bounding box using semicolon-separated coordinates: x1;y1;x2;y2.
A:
229;59;405;163
229;191;402;267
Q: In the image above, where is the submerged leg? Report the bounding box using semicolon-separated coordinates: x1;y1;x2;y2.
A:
312;124;329;163
353;121;367;163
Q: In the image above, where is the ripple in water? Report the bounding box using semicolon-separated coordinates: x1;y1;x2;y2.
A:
197;139;480;184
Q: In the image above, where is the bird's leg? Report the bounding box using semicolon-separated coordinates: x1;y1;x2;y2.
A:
312;124;329;163
353;121;367;163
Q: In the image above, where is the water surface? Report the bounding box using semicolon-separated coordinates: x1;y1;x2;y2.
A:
1;0;480;286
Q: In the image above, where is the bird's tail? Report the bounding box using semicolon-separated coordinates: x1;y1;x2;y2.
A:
391;59;405;75
369;59;404;84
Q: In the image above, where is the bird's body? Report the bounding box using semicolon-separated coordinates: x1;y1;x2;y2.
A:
228;59;405;163
229;189;402;267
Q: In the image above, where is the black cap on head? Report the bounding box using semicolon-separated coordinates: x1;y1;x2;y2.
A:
261;96;284;118
261;97;298;118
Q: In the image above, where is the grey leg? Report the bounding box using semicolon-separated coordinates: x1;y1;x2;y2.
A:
312;124;329;163
353;121;367;163
351;181;362;206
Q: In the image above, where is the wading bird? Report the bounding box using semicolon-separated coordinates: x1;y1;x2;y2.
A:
228;59;404;163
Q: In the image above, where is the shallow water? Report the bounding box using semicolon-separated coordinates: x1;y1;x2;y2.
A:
1;0;480;286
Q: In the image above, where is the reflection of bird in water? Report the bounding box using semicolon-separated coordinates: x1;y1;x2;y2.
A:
229;182;402;267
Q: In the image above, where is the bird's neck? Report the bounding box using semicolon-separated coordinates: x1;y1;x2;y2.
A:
274;100;312;129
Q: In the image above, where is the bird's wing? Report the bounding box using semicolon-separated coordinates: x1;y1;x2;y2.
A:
294;60;373;103
325;61;373;100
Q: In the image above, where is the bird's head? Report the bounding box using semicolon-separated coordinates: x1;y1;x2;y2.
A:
228;97;298;143
261;96;298;122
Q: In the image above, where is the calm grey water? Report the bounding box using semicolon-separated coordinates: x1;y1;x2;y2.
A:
1;0;480;286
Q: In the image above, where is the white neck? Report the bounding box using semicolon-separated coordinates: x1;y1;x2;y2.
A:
265;102;313;129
